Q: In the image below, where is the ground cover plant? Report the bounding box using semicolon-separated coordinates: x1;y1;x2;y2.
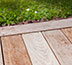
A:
0;0;72;26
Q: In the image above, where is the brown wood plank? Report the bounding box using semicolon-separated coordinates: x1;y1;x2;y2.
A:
0;19;72;36
0;39;3;65
22;32;60;65
62;28;72;43
1;35;32;65
42;30;72;65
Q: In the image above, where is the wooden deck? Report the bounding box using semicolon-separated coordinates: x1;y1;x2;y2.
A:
0;19;72;65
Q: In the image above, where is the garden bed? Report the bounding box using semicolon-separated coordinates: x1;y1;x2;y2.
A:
0;0;72;26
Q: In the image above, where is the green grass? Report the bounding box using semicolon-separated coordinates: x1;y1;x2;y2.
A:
0;0;72;26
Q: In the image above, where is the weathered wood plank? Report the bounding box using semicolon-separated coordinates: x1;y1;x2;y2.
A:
1;35;32;65
42;30;72;65
0;19;72;36
62;28;72;43
22;32;60;65
0;39;3;65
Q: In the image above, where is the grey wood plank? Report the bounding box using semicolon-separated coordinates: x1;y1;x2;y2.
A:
0;19;72;36
43;30;72;65
22;32;60;65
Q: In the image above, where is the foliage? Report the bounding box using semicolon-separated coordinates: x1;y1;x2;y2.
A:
0;0;72;26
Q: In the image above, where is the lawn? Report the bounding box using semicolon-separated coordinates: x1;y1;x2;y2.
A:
0;0;72;26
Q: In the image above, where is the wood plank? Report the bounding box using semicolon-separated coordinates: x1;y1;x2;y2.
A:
62;28;72;43
0;39;3;65
1;35;32;65
0;18;72;36
22;32;60;65
42;30;72;65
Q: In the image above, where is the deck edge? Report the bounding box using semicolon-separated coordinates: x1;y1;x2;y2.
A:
0;18;72;36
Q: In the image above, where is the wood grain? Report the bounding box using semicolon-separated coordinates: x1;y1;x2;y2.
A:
43;30;72;65
22;32;59;65
0;18;72;36
1;35;32;65
0;39;3;65
62;28;72;43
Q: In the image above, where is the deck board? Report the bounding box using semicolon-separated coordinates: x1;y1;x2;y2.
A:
62;28;72;43
0;19;72;36
0;20;72;65
0;39;3;65
42;30;72;65
22;32;60;65
1;35;32;65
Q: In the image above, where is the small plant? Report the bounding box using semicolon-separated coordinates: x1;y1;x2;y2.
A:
0;0;72;26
